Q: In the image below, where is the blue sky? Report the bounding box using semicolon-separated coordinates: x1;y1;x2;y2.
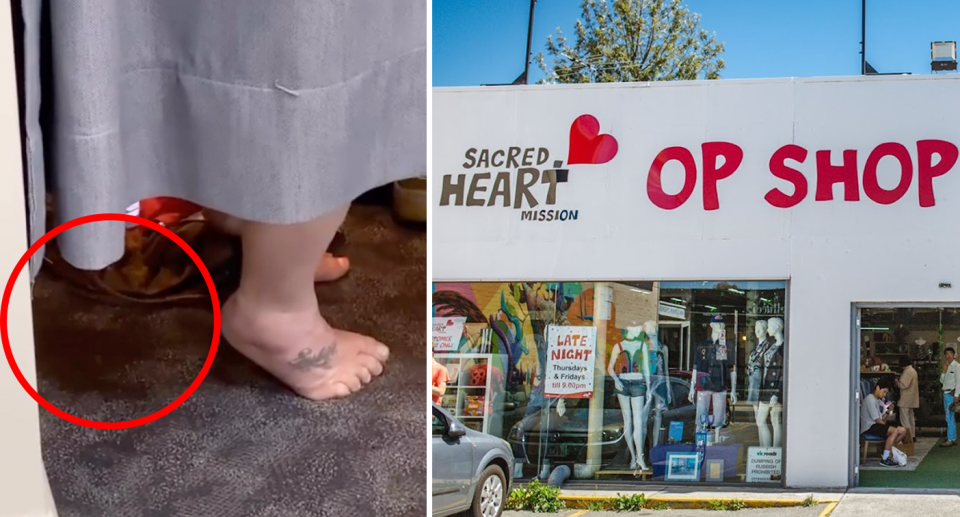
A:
433;0;960;86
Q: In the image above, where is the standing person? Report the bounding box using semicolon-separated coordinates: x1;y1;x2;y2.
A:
19;2;426;400
896;356;919;442
432;353;450;405
939;347;960;447
860;378;907;467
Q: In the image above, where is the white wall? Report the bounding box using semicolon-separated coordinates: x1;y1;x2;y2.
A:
433;75;960;488
0;2;57;515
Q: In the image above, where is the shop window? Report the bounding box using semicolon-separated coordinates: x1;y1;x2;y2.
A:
431;280;788;486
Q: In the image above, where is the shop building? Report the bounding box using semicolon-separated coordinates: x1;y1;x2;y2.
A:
431;75;960;490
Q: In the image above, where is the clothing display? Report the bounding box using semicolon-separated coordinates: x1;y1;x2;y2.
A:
915;359;945;427
18;0;427;272
650;348;670;401
746;338;770;404
746;369;762;404
758;343;784;402
745;339;770;376
615;378;648;398
615;338;656;376
607;328;657;471
694;337;733;393
696;390;727;426
649;348;669;448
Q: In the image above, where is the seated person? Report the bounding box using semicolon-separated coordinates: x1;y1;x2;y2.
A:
860;378;908;467
432;352;450;405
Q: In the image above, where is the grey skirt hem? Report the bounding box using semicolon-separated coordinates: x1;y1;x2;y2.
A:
49;46;424;270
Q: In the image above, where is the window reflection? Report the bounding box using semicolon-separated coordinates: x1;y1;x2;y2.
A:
432;280;788;485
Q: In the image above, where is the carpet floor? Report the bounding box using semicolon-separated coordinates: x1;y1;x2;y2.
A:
859;438;960;488
33;204;426;517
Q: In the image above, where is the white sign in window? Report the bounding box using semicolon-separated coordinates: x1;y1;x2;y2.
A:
544;325;597;399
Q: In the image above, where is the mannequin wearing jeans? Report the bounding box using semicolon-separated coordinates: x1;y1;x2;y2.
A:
756;317;785;448
608;324;654;470
688;316;737;431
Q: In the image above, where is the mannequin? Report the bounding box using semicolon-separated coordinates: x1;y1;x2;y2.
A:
688;315;737;436
608;322;654;470
643;320;672;447
746;320;770;412
756;317;785;448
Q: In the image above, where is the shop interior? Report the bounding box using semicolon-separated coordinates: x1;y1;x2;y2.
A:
856;306;960;489
432;280;788;487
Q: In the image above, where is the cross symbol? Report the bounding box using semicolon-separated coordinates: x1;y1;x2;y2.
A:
546;160;569;183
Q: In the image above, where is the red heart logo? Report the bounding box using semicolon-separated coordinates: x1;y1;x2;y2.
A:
447;320;454;326
568;114;618;165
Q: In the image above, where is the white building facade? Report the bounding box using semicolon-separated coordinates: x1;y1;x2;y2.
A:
432;75;960;489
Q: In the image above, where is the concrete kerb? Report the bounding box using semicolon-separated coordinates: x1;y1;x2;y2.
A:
558;491;842;511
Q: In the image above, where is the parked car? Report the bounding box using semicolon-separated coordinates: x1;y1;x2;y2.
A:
432;403;514;517
507;370;711;469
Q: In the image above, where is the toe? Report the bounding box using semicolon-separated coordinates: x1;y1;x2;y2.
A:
315;254;350;282
312;382;352;400
356;364;373;384
342;331;390;362
341;374;363;393
333;382;352;398
363;339;390;362
359;353;385;378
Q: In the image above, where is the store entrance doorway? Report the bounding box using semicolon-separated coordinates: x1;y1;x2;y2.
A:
659;321;691;370
852;305;960;489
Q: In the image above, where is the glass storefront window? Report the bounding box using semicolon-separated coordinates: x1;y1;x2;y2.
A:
431;280;788;485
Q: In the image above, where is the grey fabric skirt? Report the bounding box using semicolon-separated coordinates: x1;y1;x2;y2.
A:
19;0;425;273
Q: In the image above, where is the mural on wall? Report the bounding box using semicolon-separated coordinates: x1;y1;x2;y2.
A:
433;282;628;401
433;283;587;390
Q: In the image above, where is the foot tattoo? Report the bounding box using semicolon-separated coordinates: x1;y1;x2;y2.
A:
223;292;389;400
290;343;337;372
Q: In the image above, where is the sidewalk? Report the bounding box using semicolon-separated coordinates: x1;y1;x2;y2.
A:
554;487;960;515
830;492;960;516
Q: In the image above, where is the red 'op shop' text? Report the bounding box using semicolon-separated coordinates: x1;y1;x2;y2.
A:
647;140;957;210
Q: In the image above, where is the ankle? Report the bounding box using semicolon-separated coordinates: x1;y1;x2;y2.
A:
233;283;319;314
223;290;333;353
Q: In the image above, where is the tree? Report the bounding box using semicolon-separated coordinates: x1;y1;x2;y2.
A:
536;0;725;83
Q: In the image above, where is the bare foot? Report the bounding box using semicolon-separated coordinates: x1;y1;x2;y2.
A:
202;209;350;282
222;290;389;400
